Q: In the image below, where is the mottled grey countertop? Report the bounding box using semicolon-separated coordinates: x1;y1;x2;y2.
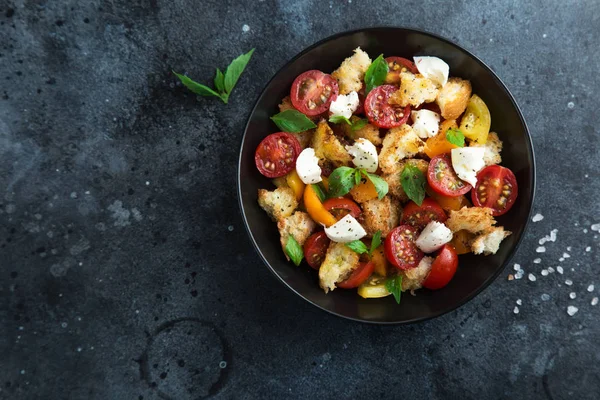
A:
1;0;599;399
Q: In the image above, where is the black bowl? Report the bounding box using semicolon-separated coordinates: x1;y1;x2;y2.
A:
238;27;535;324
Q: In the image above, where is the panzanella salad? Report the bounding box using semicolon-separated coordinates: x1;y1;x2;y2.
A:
254;48;518;304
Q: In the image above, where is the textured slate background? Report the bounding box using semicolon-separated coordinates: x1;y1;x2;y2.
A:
1;0;599;399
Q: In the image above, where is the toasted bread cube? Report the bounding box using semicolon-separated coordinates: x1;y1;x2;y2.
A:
277;211;316;256
446;207;496;234
311;120;352;166
340;116;382;146
258;187;298;221
379;124;425;174
319;242;361;293
401;256;433;292
362;196;401;238
278;96;295;113
383;159;429;202
470;131;502;166
471;227;511;255
331;47;372;95
389;72;439;108
436;77;472;120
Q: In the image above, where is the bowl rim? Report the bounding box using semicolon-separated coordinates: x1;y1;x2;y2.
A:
237;26;536;324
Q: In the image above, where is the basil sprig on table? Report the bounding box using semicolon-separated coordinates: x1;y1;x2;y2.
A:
328;167;388;200
345;230;382;257
385;275;403;304
173;48;255;104
446;128;465;147
364;54;389;95
329;116;370;131
400;164;426;206
284;235;304;266
271;109;317;132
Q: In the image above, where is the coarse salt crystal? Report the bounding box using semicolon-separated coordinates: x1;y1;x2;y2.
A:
557;266;564;274
591;223;600;232
515;271;524;280
242;24;250;32
567;306;578;316
588;284;595;292
541;293;550;301
513;263;521;271
513;306;519;314
536;246;546;253
547;267;555;273
528;273;537;282
533;258;541;264
584;229;588;233
559;257;564;262
565;279;573;286
569;292;576;299
532;213;544;222
567;246;572;251
541;269;548;276
592;297;599;306
586;246;591;252
539;229;558;245
516;299;522;305
563;252;570;258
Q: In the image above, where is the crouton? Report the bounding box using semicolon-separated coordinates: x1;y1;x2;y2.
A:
362;196;401;238
291;129;314;149
278;96;295;113
271;176;289;189
378;124;425;174
331;47;372;95
470;131;502;166
319;242;361;293
277;211;316;256
446;207;496;234
383;159;429;202
340;116;382;146
389;72;439;108
401;256;433;292
436;77;472;120
471;227;511;255
311;120;352;166
258;187;298;221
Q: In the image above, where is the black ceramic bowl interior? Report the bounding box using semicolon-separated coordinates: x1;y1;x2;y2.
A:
238;27;535;324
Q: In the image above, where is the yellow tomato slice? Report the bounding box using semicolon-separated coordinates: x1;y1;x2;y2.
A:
349;178;379;203
370;245;388;277
425;185;471;212
358;275;391;298
285;170;305;201
303;184;337;227
459;94;491;144
424;119;459;158
450;230;474;255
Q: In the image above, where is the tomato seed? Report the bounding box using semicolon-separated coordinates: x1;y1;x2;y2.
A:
502;190;510;196
377;95;383;100
503;184;509;190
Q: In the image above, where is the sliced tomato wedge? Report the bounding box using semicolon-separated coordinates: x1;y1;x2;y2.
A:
427;153;472;197
337;261;375;289
384;225;423;270
401;198;447;230
322;197;362;220
290;70;338;116
471;165;518;216
385;57;418;84
364;85;411;129
423;244;458;290
255;132;302;178
303;231;330;270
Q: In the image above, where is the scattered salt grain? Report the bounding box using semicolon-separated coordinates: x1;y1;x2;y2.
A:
567;102;575;109
559;257;565;262
586;246;591;252
569;292;576;299
584;229;588;233
591;223;600;232
528;273;537;282
557;266;564;274
588;284;595;292
547;267;555;273
514;270;524;280
541;293;550;301
532;213;544;222
513;263;521;271
567;246;572;251
533;258;541;264
541;269;548;276
536;246;546;253
592;297;599;306
562;252;570;259
538;229;558;245
516;299;522;305
567;305;578;316
513;306;519;314
242;24;250;33
565;279;573;286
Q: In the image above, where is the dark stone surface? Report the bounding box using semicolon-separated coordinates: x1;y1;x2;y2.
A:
1;0;599;399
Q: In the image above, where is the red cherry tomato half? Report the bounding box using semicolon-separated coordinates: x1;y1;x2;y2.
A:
385;56;418;83
322;197;362;220
303;231;330;270
471;165;518;216
364;85;411;129
423;244;458;290
255;132;302;178
401;198;447;230
427;153;472;197
337;261;375;289
290;70;339;116
384;225;424;270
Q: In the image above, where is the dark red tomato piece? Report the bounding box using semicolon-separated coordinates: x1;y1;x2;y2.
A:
423;244;458;290
471;165;518;216
427;153;472;197
384;225;424;270
303;231;330;270
385;57;418;83
364;85;411;129
323;197;362;220
415;102;442;115
255;132;302;178
337;261;375;289
354;87;365;115
290;70;338;116
402;198;447;230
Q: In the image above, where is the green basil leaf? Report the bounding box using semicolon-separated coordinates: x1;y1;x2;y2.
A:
173;71;226;103
400;164;426;206
271;110;317;133
285;235;304;266
214;68;225;93
224;48;255;94
369;230;382;256
365;172;389;200
354;169;362;186
328;167;357;198
446;128;465;147
364;54;389;95
312;184;326;203
345;240;369;255
385;275;403;304
351;118;369;131
329;115;352;125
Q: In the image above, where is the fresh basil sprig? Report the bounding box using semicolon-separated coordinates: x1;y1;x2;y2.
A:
329;116;370;132
329;115;352;125
285;235;304;266
364;54;389;95
345;230;382;257
446;128;465;147
173;48;255;104
328;167;388;200
351;118;369;131
385;275;403;304
271;110;317;133
311;184;326;202
400;164;426;206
